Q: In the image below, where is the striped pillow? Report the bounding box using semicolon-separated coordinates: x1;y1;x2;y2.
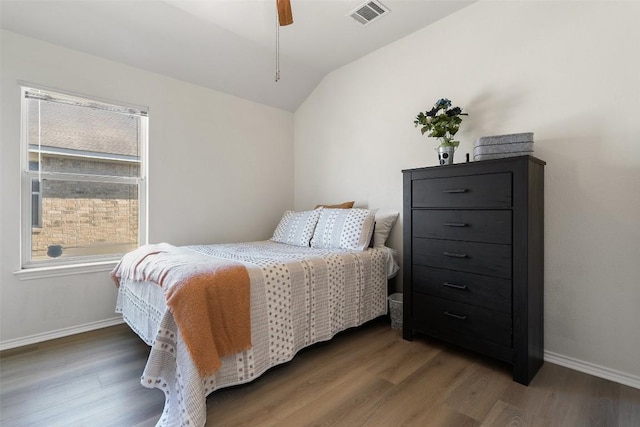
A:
310;208;375;251
271;209;322;247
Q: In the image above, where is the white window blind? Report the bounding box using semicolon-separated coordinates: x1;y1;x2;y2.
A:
20;86;148;268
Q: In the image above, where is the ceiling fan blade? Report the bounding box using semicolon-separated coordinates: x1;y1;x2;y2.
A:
277;0;293;26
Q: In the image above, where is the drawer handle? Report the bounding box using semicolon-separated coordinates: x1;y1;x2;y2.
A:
443;282;468;290
444;311;467;321
443;251;468;258
443;188;468;193
443;222;468;227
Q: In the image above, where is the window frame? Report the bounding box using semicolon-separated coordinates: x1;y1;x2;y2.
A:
19;84;148;270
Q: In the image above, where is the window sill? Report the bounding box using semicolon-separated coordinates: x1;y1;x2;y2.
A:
14;260;118;281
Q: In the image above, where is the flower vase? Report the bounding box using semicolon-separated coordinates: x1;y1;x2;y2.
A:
438;146;455;165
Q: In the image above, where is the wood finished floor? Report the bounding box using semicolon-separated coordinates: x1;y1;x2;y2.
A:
1;318;639;427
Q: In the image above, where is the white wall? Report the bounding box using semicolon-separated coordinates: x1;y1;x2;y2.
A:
0;31;294;345
295;2;640;382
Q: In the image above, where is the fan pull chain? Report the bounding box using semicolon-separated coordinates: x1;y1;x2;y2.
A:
275;10;280;82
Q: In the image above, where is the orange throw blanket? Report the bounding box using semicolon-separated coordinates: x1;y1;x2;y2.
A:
111;243;251;377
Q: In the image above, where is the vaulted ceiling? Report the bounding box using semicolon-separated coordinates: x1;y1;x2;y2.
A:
1;0;474;111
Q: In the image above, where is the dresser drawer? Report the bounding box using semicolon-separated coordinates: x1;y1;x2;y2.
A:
413;210;511;244
413;238;511;278
413;265;511;313
412;172;512;208
413;294;512;348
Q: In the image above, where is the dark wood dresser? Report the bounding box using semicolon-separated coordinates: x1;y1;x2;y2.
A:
402;155;545;385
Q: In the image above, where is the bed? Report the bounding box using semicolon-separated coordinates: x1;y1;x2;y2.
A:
113;208;399;427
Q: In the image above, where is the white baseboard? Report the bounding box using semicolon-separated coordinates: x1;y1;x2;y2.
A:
0;316;125;351
3;322;638;391
544;350;640;390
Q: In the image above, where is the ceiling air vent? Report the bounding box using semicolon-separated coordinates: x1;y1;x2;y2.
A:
348;1;390;26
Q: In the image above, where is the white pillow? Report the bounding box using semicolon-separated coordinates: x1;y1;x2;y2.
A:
373;211;399;248
310;208;375;251
271;209;322;247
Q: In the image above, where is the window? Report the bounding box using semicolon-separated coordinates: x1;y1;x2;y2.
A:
21;86;148;268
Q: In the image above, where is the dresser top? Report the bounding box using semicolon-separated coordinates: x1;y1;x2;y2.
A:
402;155;546;174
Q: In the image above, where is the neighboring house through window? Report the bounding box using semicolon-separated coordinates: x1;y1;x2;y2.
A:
21;86;148;268
29;160;42;228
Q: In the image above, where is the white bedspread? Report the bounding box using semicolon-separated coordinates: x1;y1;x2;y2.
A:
115;241;390;426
